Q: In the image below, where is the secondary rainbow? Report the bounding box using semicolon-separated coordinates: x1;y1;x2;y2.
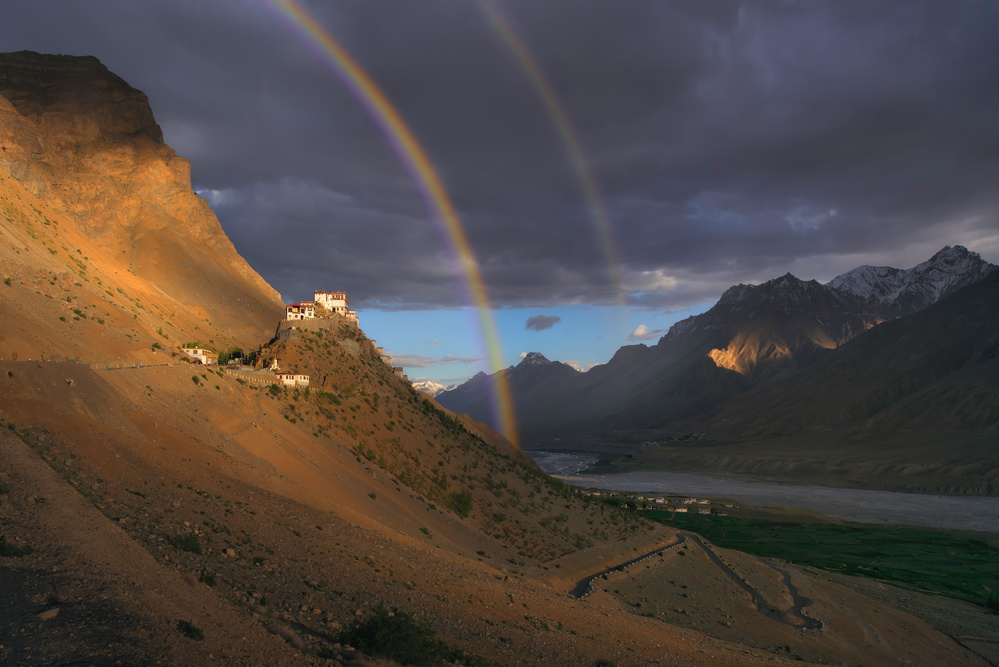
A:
478;1;630;341
266;0;518;445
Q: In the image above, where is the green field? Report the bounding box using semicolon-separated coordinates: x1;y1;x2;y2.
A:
639;510;999;609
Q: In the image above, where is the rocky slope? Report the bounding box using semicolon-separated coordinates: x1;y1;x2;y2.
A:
0;51;283;361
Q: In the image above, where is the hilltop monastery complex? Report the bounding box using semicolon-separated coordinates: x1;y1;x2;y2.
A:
181;290;404;388
287;290;358;324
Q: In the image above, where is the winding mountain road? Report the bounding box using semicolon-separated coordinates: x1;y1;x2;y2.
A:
571;531;822;630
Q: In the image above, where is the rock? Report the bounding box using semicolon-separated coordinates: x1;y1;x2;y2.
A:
37;608;60;620
225;548;236;558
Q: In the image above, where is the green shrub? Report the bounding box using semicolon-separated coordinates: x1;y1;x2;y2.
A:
339;606;475;666
177;620;204;641
449;490;473;518
169;532;202;555
0;535;31;557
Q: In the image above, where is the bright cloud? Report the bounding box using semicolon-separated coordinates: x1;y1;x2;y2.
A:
628;324;664;341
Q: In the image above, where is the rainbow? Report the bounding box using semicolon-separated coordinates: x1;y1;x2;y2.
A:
478;1;630;341
266;0;518;445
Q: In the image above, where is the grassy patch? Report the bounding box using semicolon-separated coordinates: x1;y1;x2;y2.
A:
641;510;999;608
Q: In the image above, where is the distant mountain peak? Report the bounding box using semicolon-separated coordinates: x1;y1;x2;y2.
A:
827;244;997;318
411;380;456;398
519;352;551;366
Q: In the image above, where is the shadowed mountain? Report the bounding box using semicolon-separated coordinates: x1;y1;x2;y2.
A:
440;274;884;437
702;269;999;437
440;247;996;441
440;352;581;432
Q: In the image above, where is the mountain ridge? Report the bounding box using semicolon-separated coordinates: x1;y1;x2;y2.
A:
827;244;996;318
438;246;996;440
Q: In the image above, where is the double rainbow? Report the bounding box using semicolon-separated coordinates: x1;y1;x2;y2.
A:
267;0;518;445
478;1;630;341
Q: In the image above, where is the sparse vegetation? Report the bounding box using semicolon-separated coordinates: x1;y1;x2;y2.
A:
176;620;204;641
0;535;31;557
169;532;202;555
449;490;473;518
339;606;477;666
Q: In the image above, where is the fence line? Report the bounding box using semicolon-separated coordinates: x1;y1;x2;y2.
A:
221;367;278;386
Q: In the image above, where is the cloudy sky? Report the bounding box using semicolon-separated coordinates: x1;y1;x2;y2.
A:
5;1;998;383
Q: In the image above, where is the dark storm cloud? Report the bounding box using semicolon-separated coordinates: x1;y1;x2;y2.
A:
3;0;997;311
524;315;562;332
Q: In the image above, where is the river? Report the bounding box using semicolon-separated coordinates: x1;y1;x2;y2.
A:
530;451;999;534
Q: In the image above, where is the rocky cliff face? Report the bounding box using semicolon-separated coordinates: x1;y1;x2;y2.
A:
0;51;283;357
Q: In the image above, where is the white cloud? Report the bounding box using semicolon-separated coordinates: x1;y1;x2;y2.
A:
386;353;482;368
518;351;527;359
628;324;664;341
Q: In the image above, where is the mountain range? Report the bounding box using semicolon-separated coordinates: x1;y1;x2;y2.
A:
438;246;997;446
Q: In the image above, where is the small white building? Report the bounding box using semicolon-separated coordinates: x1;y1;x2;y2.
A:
314;290;349;316
345;309;358;324
183;348;218;365
286;301;316;321
275;372;310;387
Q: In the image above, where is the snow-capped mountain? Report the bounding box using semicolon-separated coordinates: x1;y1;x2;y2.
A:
411;380;456;398
827;245;997;318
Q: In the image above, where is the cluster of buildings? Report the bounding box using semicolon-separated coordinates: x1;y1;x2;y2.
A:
582;491;728;515
286;290;358;324
182;347;218;365
189;289;407;391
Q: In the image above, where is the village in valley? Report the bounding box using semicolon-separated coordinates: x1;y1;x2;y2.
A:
181;290;408;388
579;489;731;515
